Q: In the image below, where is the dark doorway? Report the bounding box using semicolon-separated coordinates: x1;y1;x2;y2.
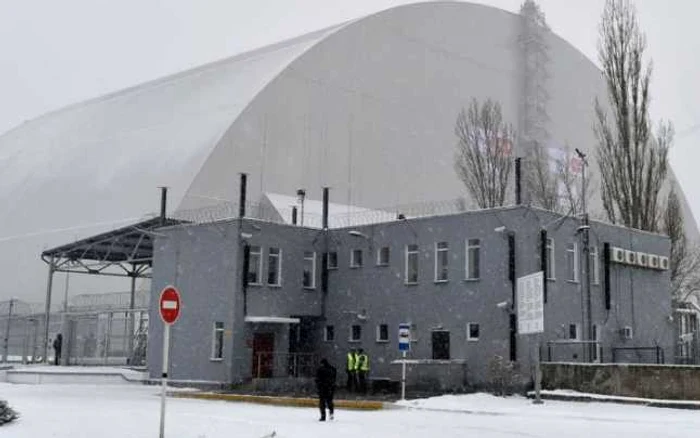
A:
431;330;450;360
252;332;275;378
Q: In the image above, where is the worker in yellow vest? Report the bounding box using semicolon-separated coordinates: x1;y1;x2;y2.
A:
355;348;369;394
346;348;358;392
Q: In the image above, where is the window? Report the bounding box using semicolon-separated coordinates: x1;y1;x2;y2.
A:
303;251;316;289
467;323;480;341
405;244;419;284
566;242;579;282
350;249;363;268
568;324;579;340
377;247;390;266
247;245;262;285
267;247;281;286
324;325;334;342
327;251;338;270
431;331;450;360
376;324;389;342
435;242;449;282
546;238;555;280
211;322;224;360
591;246;599;285
465;239;480;280
350;325;362;342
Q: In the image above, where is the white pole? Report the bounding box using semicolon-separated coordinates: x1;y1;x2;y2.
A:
401;350;407;400
159;323;170;438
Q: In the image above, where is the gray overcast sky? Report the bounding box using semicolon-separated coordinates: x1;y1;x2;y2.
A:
1;0;698;222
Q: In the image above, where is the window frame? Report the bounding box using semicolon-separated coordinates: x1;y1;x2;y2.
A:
303;251;316;289
546;238;556;280
566;242;579;283
349;324;362;342
350;248;363;268
210;321;224;361
405;244;419;284
467;322;480;341
327;251;338;270
267;247;282;286
465;238;481;280
568;323;580;340
434;241;449;282
376;324;389;342
247;245;263;285
324;325;335;342
377;247;390;266
590;246;600;285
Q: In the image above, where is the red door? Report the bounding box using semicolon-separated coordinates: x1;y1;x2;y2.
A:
252;333;275;378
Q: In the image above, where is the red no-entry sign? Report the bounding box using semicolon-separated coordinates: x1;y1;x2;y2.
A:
159;285;181;325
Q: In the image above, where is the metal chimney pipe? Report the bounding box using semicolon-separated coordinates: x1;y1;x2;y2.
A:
322;187;329;230
291;206;298;225
239;173;247;218
515;157;522;205
160;187;168;224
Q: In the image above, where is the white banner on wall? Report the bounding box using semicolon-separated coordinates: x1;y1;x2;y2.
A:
517;271;544;335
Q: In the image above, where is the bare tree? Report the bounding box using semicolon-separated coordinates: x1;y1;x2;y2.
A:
524;144;560;212
454;99;514;208
524;144;592;216
595;0;672;232
664;186;700;302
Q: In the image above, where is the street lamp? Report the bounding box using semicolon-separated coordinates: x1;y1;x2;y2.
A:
575;148;593;362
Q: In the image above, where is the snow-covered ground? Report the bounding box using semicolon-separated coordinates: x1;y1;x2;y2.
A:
2;383;700;438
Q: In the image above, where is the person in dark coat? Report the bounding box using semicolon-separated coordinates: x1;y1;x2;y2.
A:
315;358;337;421
52;333;63;366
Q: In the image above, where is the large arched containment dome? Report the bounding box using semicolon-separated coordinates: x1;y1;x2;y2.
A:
0;1;696;302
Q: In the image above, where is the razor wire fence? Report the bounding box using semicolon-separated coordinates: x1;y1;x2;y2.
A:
169;197;484;229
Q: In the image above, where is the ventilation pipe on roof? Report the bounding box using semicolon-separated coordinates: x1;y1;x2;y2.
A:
291;206;298;225
515;157;522;205
238;173;247;219
322;187;329;230
159;187;168;225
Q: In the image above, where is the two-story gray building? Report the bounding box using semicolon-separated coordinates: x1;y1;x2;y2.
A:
147;202;673;390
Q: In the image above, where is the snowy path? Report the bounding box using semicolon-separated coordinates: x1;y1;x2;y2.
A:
1;383;699;438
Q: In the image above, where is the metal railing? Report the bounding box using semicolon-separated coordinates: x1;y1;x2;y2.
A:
544;340;602;363
612;346;665;364
252;352;317;379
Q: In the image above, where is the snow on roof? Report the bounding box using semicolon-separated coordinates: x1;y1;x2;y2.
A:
261;193;397;228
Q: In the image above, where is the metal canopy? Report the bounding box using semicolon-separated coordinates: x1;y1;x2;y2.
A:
41;217;184;278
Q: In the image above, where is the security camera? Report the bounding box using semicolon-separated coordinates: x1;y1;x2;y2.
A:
494;226;506;233
497;300;510;309
240;232;253;239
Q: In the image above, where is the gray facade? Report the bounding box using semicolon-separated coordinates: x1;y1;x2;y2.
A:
148;206;673;389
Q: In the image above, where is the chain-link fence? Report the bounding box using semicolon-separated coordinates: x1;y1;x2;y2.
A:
0;293;149;366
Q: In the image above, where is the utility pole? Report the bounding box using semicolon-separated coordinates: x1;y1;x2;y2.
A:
575;148;592;362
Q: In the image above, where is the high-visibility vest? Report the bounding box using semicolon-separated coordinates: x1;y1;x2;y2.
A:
347;352;356;370
356;353;369;371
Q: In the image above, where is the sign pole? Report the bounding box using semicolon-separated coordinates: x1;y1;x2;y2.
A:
159;323;170;438
533;333;543;404
157;285;181;438
401;350;407;401
398;322;410;401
